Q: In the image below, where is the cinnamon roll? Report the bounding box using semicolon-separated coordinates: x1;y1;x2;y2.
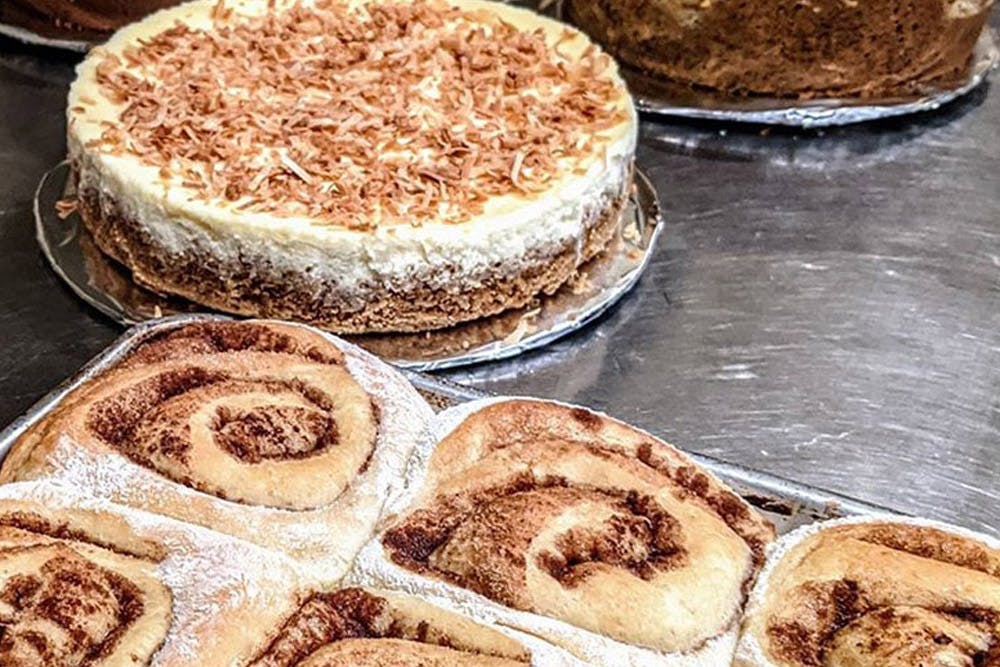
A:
0;481;306;667
0;499;171;665
0;320;433;578
249;587;531;666
735;516;1000;667
353;398;776;665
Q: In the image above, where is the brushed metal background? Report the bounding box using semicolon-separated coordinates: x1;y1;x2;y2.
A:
0;24;997;533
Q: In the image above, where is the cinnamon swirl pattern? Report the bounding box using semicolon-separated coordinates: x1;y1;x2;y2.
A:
355;398;776;665
0;497;172;666
0;320;433;577
735;517;1000;667
250;587;531;666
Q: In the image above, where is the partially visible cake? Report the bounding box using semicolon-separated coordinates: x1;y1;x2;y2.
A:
1;0;184;41
568;0;995;98
67;0;636;333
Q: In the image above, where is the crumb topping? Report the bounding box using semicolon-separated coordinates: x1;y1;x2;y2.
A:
83;0;629;229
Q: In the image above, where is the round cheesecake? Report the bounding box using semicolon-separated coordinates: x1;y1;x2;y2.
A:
67;0;637;333
568;0;994;98
1;0;185;41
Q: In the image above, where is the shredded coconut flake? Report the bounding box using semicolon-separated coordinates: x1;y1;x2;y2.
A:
87;0;628;228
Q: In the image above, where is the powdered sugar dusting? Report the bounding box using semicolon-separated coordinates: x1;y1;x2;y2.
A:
348;396;742;666
13;320;433;582
0;479;306;666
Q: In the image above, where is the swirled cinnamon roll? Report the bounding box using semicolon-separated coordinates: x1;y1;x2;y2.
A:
0;499;171;666
354;398;776;665
0;481;311;666
249;587;531;666
735;516;1000;667
0;320;432;578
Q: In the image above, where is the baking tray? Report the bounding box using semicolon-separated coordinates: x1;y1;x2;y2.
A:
36;162;663;372
0;313;897;536
532;0;999;128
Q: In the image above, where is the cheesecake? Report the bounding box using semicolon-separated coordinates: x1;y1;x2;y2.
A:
568;0;995;98
68;0;637;333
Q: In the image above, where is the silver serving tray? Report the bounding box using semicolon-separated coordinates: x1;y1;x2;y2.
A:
0;313;897;536
36;161;664;371
533;0;999;128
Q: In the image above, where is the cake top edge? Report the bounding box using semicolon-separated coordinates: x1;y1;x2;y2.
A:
68;0;636;230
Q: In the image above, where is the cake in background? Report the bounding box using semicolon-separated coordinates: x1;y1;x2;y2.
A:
568;0;996;98
1;0;184;41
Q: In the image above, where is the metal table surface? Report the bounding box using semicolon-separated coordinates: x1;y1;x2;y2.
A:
1;28;998;535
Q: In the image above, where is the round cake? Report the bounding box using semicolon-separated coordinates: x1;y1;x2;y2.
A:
0;0;184;41
67;0;637;333
568;0;995;98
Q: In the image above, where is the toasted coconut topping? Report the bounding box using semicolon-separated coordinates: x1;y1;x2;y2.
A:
84;0;629;229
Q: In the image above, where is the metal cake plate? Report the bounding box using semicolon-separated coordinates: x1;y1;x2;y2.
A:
36;161;664;371
537;0;999;128
0;313;899;537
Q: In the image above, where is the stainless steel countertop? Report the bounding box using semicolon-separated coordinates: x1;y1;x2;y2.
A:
1;26;998;534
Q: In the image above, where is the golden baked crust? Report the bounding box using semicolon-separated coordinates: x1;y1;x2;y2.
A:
367;398;776;663
569;0;994;98
0;320;432;578
76;180;630;334
735;518;1000;666
249;587;530;666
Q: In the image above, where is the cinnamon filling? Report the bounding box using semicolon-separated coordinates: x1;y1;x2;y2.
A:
383;475;689;607
0;521;152;666
636;441;769;567
250;588;522;666
86;370;341;469
213;404;338;463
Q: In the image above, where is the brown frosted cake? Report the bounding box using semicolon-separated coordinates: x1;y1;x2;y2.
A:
568;0;995;98
0;1;184;41
67;0;637;333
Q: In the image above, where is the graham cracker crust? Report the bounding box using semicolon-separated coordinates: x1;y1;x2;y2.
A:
76;176;631;334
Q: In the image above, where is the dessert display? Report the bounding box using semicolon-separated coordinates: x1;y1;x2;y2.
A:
0;320;433;578
353;398;777;665
249;587;533;666
568;0;996;98
67;0;637;334
0;0;184;42
735;517;1000;667
0;482;303;666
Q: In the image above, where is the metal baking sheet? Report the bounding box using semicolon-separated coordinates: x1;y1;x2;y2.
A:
0;313;897;536
533;0;999;128
36;161;664;372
